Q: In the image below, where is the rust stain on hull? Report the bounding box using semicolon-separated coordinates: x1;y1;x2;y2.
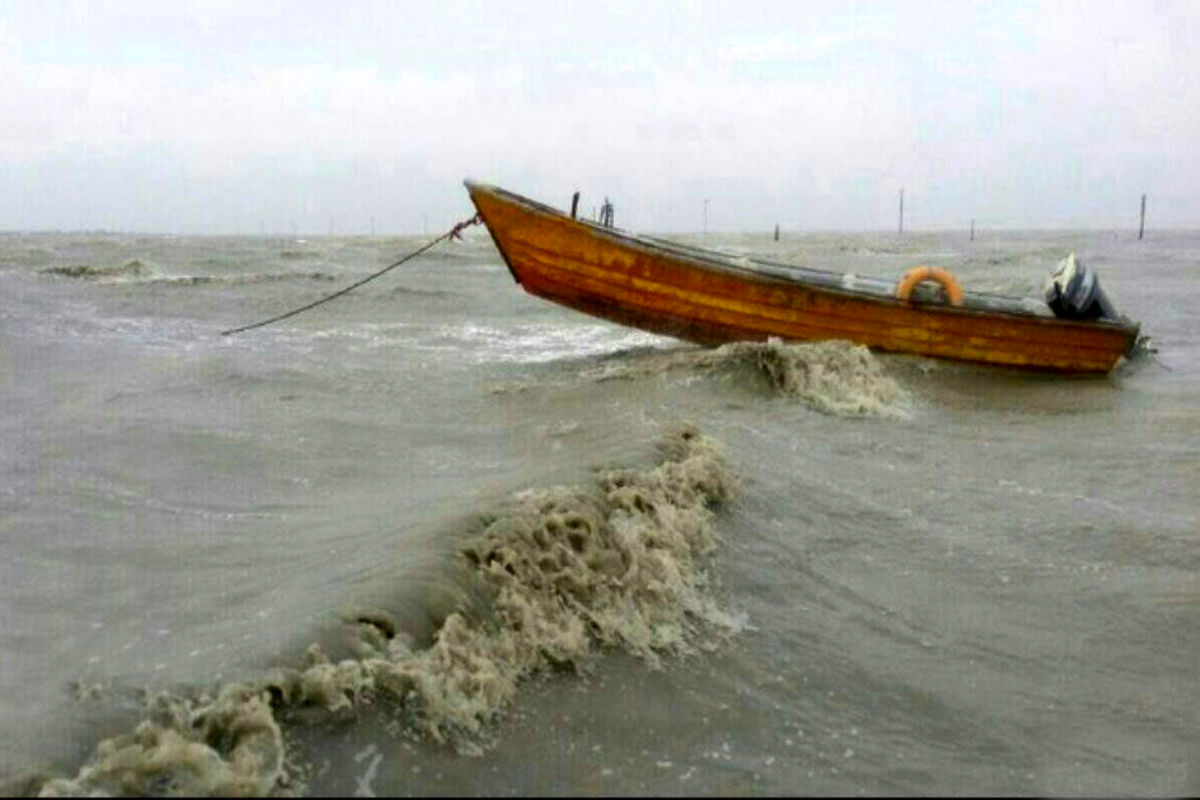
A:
466;181;1138;374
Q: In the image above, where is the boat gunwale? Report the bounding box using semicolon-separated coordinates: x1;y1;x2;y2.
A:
464;179;1140;339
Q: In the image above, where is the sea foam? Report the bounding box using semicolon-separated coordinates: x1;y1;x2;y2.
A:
30;425;738;796
583;339;909;417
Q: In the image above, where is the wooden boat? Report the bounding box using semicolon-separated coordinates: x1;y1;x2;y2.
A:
464;181;1140;374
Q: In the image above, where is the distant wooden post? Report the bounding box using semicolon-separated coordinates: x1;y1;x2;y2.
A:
599;197;614;227
898;188;904;235
570;191;580;219
970;218;975;242
1138;194;1147;240
774;223;780;241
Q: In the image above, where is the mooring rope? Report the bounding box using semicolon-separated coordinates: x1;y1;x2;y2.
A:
221;213;482;336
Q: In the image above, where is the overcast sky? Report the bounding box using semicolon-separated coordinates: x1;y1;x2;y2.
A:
2;0;1197;233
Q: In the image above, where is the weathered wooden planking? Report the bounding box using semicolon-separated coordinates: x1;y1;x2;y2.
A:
466;181;1138;373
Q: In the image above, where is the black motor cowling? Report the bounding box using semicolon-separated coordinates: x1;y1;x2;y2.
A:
1043;253;1117;321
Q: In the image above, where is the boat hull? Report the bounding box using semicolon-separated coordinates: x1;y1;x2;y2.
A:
465;181;1139;374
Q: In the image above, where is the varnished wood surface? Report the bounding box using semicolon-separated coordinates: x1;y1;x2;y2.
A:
466;182;1139;373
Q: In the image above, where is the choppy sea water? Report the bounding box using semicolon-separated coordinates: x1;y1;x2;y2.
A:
0;227;1196;796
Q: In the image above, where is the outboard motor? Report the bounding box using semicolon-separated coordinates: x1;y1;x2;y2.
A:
1043;252;1118;321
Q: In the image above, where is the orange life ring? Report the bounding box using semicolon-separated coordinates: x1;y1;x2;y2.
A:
894;266;964;306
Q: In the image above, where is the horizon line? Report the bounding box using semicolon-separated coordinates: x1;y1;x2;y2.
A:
2;225;1197;237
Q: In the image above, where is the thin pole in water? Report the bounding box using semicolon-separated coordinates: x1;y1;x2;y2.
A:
774;223;780;242
1138;194;1147;240
970;218;975;242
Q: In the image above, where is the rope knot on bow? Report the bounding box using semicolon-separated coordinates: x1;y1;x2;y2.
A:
448;213;482;241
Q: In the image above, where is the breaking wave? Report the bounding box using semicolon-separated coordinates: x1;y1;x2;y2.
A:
24;425;738;796
41;260;159;281
580;339;909;417
40;265;340;286
148;272;340;286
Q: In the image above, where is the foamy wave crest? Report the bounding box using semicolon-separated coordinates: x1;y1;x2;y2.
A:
722;339;908;416
40;263;339;286
41;260;158;282
29;426;738;796
585;339;908;417
146;272;340;286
